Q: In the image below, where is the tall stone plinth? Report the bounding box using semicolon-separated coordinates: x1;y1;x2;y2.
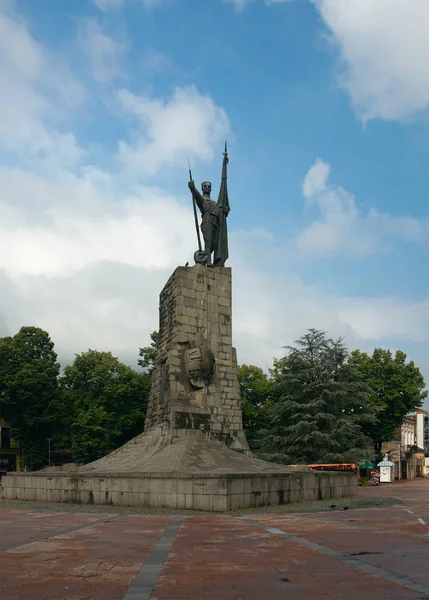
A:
2;266;357;510
144;265;248;452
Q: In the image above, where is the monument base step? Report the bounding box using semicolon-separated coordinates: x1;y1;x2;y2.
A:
2;437;357;511
2;470;357;511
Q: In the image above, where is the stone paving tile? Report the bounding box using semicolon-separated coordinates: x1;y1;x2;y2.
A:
249;510;429;589
0;515;171;600
311;513;429;536
0;509;112;548
152;516;422;600
253;511;429;539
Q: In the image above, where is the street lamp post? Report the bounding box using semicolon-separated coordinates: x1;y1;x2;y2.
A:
47;438;53;467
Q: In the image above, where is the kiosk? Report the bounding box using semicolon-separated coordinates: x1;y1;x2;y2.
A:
377;456;395;483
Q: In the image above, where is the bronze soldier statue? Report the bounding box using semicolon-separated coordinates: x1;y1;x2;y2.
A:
188;144;230;267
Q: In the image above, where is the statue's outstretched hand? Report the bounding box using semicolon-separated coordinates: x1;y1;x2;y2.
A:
188;180;195;191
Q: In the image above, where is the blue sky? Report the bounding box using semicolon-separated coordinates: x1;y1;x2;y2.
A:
0;0;428;403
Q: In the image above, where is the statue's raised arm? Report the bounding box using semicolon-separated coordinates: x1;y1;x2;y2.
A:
188;179;205;213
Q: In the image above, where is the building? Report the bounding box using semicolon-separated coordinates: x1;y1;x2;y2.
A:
0;418;20;475
381;432;401;480
407;415;425;478
381;413;427;480
400;416;415;479
416;410;429;477
381;416;422;480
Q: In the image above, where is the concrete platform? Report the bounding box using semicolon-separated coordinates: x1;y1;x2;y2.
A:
2;437;356;511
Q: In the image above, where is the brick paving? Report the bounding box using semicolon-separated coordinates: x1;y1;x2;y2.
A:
0;479;428;599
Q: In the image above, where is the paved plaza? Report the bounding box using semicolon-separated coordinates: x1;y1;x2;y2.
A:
0;479;428;599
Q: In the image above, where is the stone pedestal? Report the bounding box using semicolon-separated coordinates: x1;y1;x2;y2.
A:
2;266;357;509
144;265;248;452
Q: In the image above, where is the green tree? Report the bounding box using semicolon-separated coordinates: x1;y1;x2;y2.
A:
0;326;60;469
259;329;377;465
69;405;112;465
57;350;151;464
349;348;427;457
238;364;273;450
138;331;159;374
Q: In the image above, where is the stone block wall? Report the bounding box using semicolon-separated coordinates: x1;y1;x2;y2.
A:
144;265;248;452
2;471;357;511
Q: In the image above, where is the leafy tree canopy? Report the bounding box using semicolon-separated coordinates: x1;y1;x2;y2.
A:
238;364;273;449
0;326;60;468
57;350;151;464
349;348;427;455
138;331;159;374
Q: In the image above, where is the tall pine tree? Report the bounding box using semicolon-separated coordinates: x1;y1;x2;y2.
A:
259;329;378;465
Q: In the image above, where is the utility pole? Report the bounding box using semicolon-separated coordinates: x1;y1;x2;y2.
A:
47;438;53;467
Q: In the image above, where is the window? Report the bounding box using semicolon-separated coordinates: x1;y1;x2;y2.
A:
0;427;11;449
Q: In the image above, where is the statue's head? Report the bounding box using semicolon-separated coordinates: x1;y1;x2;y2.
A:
201;181;212;195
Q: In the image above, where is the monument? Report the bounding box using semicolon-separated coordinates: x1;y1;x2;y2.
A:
2;146;357;510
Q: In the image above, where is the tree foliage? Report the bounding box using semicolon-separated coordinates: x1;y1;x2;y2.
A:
259;329;377;465
138;331;159;374
0;326;60;469
238;364;273;449
349;348;427;455
1;322;426;471
55;350;151;464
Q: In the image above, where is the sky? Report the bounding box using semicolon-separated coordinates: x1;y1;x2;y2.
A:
0;0;428;404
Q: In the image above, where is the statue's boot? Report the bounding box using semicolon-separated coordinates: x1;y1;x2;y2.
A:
205;247;213;266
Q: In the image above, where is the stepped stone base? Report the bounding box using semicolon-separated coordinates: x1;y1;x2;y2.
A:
2;435;356;511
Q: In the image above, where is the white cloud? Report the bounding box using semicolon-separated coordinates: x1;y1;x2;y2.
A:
313;0;429;122
142;49;175;75
302;158;330;197
297;159;428;257
0;10;84;166
335;297;429;344
0;167;196;367
94;0;124;9
78;20;126;83
226;0;293;9
93;0;167;10
225;0;252;10
229;233;429;392
0;171;195;278
117;85;230;174
228;0;429;122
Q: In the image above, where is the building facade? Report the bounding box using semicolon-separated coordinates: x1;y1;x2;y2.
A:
381;433;401;480
381;414;427;480
401;416;418;479
416;410;429;477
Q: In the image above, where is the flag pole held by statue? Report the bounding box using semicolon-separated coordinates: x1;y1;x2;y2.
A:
214;141;230;267
188;158;203;253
